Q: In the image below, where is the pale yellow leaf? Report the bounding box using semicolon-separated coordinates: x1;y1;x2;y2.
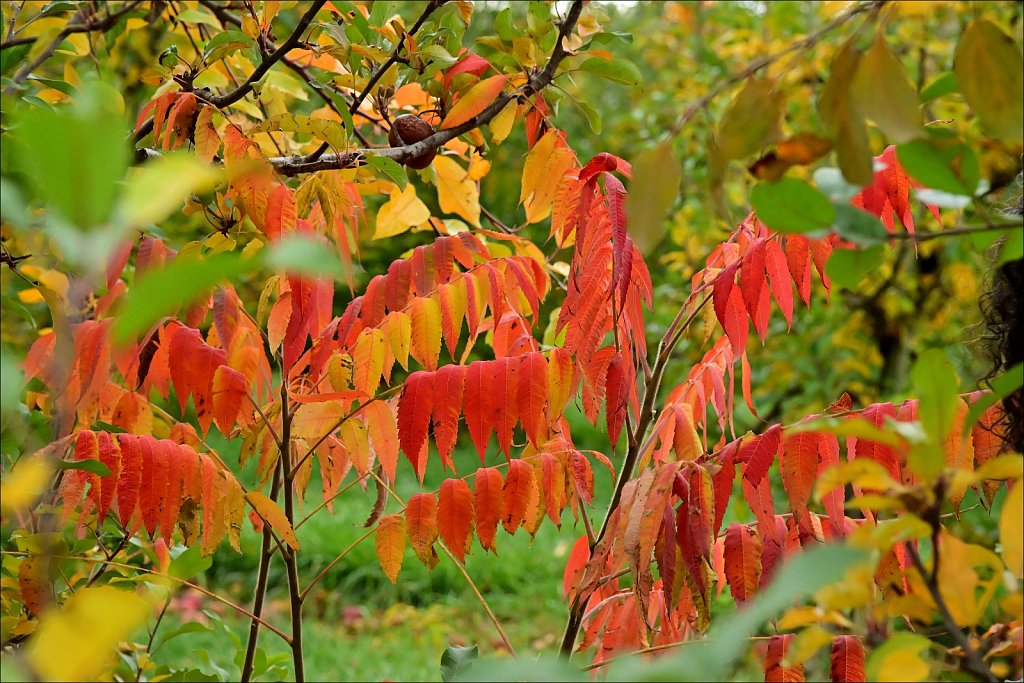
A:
434;155;480;227
375;184;431;239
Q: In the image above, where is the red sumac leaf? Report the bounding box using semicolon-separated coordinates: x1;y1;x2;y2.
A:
830;635;866;682
474;467;504;553
438;479;474;562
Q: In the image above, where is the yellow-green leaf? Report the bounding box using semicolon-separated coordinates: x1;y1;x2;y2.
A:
375;183;431;238
954;20;1024;142
247;491;300;551
819;41;872;185
1001;477;1023;576
434;155;480;227
851;33;922;143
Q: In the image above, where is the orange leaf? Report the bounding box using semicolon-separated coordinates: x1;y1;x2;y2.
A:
464;360;494;462
441;75;507;130
405;493;438;566
473;467;504;553
517;352;549;447
830;635;866;683
363;401;400;484
248;491;300;551
375;514;406;584
502;459;537;534
765;633;803;682
723;522;762;606
438;479;474;562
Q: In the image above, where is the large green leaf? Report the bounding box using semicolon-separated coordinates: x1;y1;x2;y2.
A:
826;244;884;289
954;20;1024;142
14;79;128;231
749;178;835;233
896;136;979;196
851;33;922;144
627;141;681;254
910;348;959;480
819;41;872;185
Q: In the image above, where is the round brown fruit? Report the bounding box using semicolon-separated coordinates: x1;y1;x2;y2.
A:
388;114;437;169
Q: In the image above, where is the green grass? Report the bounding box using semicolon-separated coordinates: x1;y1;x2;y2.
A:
150;412;616;682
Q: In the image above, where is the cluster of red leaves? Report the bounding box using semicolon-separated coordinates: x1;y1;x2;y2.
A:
50;430;245;556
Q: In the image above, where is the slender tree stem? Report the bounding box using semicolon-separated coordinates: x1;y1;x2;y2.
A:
903;542;998;683
240;469;283;683
279;381;305;683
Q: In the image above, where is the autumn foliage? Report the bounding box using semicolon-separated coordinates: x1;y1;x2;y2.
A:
1;2;1022;683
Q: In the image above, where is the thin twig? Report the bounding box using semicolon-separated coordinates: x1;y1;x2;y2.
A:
903;542;998;683
0;551;292;642
0;0;142;55
299;526;376;602
206;1;326;109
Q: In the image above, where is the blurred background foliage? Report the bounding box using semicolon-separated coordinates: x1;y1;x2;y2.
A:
1;1;1021;681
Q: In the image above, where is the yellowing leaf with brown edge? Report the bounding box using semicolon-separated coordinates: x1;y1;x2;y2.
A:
434;155;480;227
375;514;406;583
375;184;431;239
1000;477;1022;576
247;491;300;551
441;75;507;130
520;130;575;224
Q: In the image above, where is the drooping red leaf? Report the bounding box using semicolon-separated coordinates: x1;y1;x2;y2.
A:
502;459;537;534
397;371;433;480
724;523;762;606
781;430;819;517
517;352;550;447
741;424;782;485
405;493;438;567
765;633;804;682
438;479;474;563
830;635;866;683
474;467;504;553
464;360;494;462
431;364;466;471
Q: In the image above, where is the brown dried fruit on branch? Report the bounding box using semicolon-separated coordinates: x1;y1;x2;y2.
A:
388;114;437;169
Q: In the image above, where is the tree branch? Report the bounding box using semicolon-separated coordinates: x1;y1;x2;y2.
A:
0;0;143;53
206;1;325;108
262;0;586;176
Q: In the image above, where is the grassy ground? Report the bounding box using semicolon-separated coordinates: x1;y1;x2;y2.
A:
152;414;614;681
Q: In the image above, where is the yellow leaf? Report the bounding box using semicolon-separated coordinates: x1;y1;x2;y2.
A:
0;458;52;513
410;297;442;371
434;155;480;227
489;100;517;144
787;625;834;666
247;491;300;551
291;402;346;440
375;184;431;239
441;75;507;130
814;458;898;500
520;130;575;224
1001;477;1023;576
27;586;150;682
868;633;931;683
375;514;406;583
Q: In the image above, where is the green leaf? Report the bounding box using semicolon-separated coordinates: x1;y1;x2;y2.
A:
954;20;1024;142
910;348;959;479
610;545;868;682
850;33;922;143
627;141;680;254
90;421;127;434
202;30;255;64
920;71;958;102
750;178;836;233
831;204;887;246
14;78;128;231
573;98;602;134
495;9;517;42
896;136;979;196
0;42;30;75
167;547;213;580
364;156;408;191
56;459;112;477
577;58;641;86
963;363;1023;437
112;252;250;344
996;225;1023;266
790;415;908;448
120;153;222;228
819;41;873;185
715;77;782;164
419;45;458;69
813;167;862;203
826;244;884;290
263;234;345;279
174;8;220;27
440;645;479;682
